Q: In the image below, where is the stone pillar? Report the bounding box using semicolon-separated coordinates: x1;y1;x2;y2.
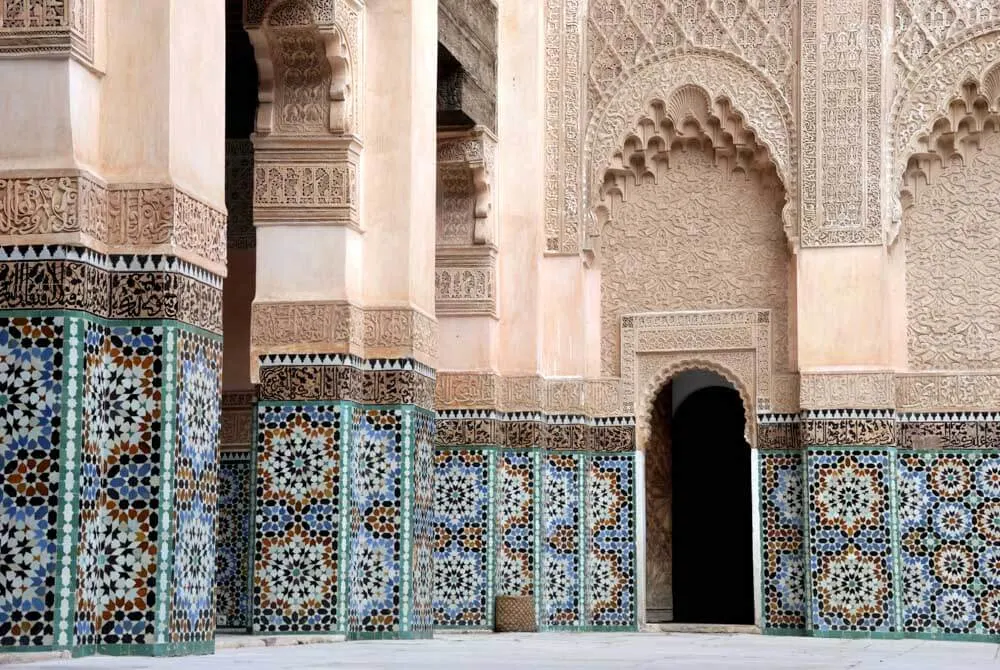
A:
795;0;901;638
0;0;226;657
245;0;436;640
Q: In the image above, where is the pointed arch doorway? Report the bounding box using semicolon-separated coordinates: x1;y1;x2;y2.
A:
645;368;755;625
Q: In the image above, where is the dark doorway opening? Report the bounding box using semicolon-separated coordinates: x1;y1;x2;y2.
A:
645;370;754;625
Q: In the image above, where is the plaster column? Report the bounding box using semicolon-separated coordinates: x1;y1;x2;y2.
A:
244;0;434;641
0;0;226;657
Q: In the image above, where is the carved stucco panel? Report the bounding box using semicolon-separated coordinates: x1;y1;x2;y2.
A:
890;27;1000;236
905;130;1000;370
585;49;796;246
601;149;791;399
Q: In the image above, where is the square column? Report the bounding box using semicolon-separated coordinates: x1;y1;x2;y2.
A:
0;247;223;656
252;355;435;639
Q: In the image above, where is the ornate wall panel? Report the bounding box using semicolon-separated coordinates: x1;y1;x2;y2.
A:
585;51;796;249
433;449;494;628
601;149;791;410
253;403;344;633
759;451;807;631
225;139;256;249
799;0;884;246
806;449;897;634
215;450;253;630
586;453;636;628
497;451;540;605
573;0;798;254
897;451;1000;637
542;453;585;627
890;28;1000;240
905;131;1000;371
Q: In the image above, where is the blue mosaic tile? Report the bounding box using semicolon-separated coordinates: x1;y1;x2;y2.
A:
410;410;435;635
498;451;536;598
542;454;582;627
0;317;63;647
897;452;1000;636
433;449;489;627
170;332;222;643
75;325;164;646
807;449;895;634
586;454;635;627
347;408;403;633
215;451;253;629
254;404;341;633
760;452;806;630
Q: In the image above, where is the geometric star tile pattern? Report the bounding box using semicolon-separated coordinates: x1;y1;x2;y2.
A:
897;451;1000;637
586;454;636;628
215;451;253;630
806;449;896;634
433;449;491;627
542;453;583;627
497;451;537;601
170;331;222;644
253;404;342;633
347;409;404;635
0;317;64;648
759;452;807;631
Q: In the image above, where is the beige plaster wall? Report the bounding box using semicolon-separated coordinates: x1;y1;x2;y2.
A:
99;0;171;184
540;256;587;377
495;0;544;376
797;246;888;370
255;226;363;302
0;60;93;171
904;131;1000;371
362;1;437;313
169;0;226;208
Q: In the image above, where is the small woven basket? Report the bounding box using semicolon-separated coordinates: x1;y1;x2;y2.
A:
494;595;537;632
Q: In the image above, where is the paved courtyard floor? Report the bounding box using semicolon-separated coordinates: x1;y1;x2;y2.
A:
6;633;1000;669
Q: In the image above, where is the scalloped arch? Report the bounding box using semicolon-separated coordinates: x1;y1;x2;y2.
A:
585;48;797;249
637;358;755;452
889;26;1000;245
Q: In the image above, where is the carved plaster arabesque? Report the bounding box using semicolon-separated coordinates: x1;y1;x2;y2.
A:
598;145;792;388
896;372;1000;412
434;371;624;417
799;371;895;409
584;49;798;251
636;355;757;449
250;300;437;366
799;0;884;247
620;310;775;431
592;83;791;254
889;26;1000;244
0;0;95;66
0;171;227;273
245;0;363;138
571;0;798;255
436;126;498;318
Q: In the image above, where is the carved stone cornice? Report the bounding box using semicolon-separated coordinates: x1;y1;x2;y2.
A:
437;126;496;246
896;372;1000;413
800;371;895;410
0;171;227;275
435;372;624;417
251;300;437;367
0;0;96;68
435;246;497;318
251;136;362;230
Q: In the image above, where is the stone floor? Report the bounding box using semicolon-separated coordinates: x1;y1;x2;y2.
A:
5;633;1000;669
